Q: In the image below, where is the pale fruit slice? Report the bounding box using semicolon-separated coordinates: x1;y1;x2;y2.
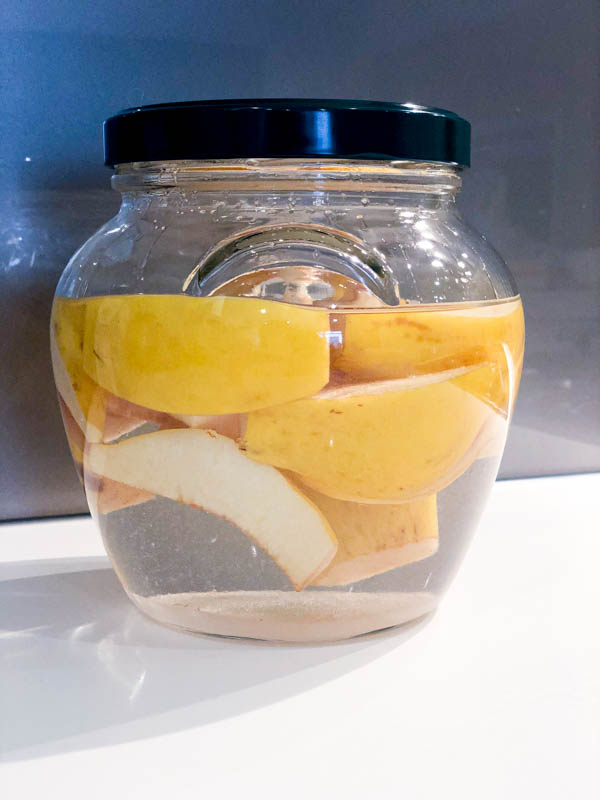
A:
81;294;330;415
57;391;152;505
94;392;244;443
86;475;155;515
79;388;244;445
296;487;438;585
244;366;495;503
101;391;182;442
130;589;437;642
170;413;244;440
333;298;525;413
85;429;337;590
103;392;245;442
317;365;474;400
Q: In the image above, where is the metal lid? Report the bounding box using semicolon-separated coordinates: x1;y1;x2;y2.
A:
104;99;471;167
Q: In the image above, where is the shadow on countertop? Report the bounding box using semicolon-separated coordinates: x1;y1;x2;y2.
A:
0;558;434;762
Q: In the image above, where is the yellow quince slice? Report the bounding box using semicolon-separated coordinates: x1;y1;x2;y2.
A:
81;295;330;415
244;366;495;503
333;299;525;413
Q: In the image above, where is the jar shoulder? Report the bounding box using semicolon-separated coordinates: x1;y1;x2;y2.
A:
55;198;518;303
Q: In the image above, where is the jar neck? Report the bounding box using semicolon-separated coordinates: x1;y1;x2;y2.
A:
111;159;462;205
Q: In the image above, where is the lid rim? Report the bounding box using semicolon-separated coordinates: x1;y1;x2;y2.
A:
103;99;471;168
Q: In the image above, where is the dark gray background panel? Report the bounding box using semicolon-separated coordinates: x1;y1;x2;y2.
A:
1;0;598;519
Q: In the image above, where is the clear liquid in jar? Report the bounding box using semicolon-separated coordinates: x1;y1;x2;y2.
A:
51;285;524;642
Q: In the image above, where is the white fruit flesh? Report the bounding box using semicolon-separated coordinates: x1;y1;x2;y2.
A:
316;366;476;401
85;429;337;590
170;413;244;439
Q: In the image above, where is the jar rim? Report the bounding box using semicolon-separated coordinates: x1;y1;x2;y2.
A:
111;159;462;195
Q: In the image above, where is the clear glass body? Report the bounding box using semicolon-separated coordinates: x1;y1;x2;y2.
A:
51;159;524;642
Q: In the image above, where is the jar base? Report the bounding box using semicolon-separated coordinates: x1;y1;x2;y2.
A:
128;589;438;644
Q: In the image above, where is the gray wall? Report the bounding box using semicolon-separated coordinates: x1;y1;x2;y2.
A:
1;0;599;520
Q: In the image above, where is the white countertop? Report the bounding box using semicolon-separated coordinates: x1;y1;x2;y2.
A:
1;474;599;798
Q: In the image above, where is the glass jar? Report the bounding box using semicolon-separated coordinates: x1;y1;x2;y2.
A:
51;100;524;642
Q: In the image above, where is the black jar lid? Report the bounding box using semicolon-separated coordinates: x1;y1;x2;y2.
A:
104;99;470;168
